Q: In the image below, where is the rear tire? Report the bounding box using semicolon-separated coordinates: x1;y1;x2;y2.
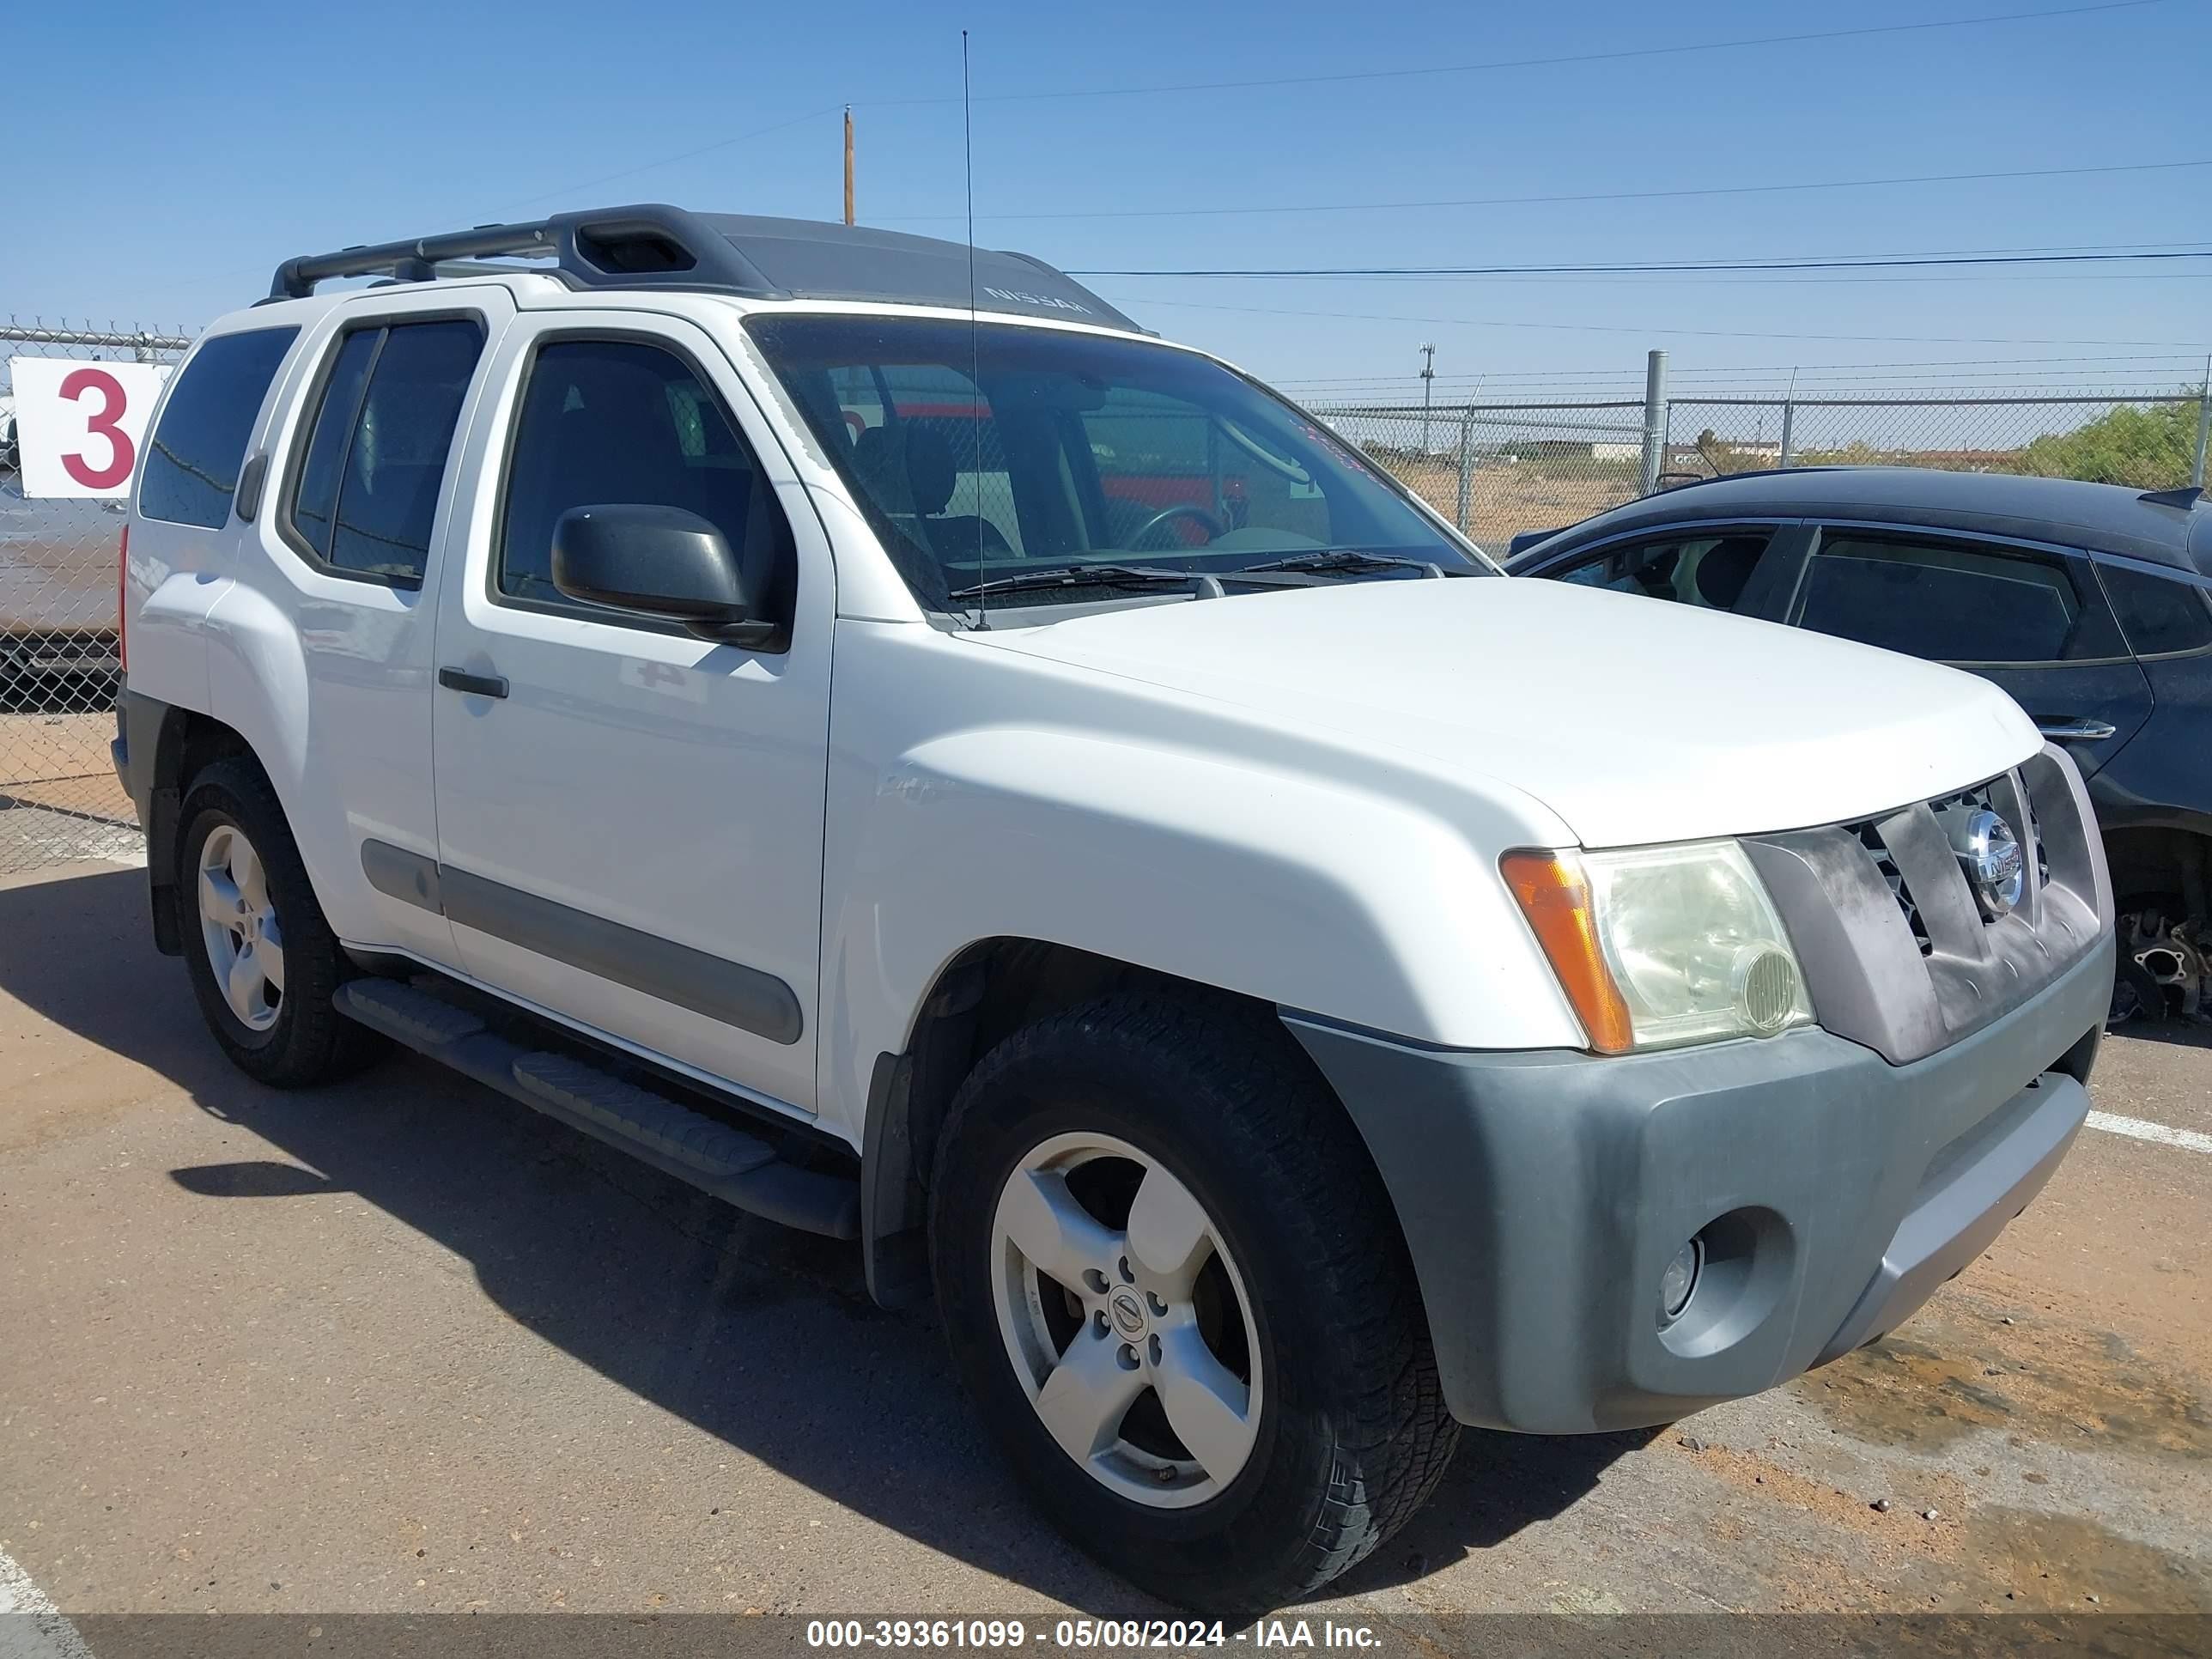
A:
176;759;386;1087
930;992;1457;1613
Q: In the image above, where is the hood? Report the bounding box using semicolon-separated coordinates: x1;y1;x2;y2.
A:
969;576;2041;848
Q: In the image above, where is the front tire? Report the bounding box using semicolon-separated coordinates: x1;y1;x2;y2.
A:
176;759;385;1087
930;992;1457;1613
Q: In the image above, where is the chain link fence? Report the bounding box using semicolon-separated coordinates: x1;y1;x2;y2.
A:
2;322;192;872
1316;379;2212;552
3;313;2211;875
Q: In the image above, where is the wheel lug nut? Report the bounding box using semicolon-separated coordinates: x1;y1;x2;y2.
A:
1092;1310;1109;1337
1082;1268;1109;1294
1115;1344;1139;1371
1146;1291;1167;1316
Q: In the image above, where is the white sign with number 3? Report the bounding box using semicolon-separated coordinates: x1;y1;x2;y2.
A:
9;356;173;499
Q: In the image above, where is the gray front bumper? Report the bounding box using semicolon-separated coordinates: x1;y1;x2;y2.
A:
1285;933;2110;1435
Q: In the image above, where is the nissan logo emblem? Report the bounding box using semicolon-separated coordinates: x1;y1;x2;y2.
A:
1959;808;2026;917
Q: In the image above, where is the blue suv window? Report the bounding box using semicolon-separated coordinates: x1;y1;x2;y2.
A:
2099;561;2212;657
1794;534;2123;665
139;327;298;529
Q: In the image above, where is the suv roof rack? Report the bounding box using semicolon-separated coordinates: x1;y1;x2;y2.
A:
266;203;1145;332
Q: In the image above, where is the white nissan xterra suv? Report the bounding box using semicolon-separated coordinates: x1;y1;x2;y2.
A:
112;205;2114;1610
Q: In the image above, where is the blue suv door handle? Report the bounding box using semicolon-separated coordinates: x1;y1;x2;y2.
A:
2034;717;2117;742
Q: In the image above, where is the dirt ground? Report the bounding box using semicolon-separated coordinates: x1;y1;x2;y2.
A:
0;713;129;818
1382;456;1638;551
0;861;2205;1636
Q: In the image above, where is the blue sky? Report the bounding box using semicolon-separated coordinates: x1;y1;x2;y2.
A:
10;0;2209;393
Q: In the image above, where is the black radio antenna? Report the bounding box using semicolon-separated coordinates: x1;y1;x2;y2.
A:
963;28;988;630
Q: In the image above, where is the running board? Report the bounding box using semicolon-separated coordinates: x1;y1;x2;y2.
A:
333;978;860;1239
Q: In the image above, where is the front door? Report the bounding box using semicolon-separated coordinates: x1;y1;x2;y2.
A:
428;313;833;1113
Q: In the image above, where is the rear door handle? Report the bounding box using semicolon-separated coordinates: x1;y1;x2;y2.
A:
438;667;508;700
2034;716;2117;742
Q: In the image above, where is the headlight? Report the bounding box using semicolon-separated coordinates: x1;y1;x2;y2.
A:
1504;840;1813;1054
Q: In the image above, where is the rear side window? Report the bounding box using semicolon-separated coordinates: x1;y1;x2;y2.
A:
494;337;792;632
1793;533;2123;665
139;327;298;529
1555;531;1772;612
2098;561;2212;657
285;319;484;585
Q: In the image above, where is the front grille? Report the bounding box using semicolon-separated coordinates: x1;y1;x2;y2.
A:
1743;744;2108;1066
1856;820;1932;957
1848;777;2052;957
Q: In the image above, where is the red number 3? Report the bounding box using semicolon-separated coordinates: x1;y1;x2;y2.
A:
59;368;136;489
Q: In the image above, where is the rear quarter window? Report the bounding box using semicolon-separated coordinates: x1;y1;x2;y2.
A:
2097;561;2212;657
138;327;299;529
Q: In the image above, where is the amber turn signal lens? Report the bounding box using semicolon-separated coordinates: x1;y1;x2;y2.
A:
1500;850;1636;1055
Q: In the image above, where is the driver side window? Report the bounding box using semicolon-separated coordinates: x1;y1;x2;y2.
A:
1558;532;1773;612
494;336;795;634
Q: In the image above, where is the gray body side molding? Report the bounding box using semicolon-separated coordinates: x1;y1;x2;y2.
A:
359;838;804;1046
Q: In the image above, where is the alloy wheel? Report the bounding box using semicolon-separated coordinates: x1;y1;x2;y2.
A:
197;823;286;1032
990;1131;1264;1509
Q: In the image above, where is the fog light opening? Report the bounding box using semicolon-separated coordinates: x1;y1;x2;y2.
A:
1659;1235;1705;1326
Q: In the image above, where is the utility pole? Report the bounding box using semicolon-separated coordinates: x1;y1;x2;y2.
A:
1419;343;1437;453
843;106;855;227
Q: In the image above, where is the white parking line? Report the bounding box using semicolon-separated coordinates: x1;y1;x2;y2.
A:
0;1545;93;1659
2087;1109;2212;1157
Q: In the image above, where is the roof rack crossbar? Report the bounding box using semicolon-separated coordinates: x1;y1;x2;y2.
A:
272;220;560;298
268;204;785;301
263;203;1144;331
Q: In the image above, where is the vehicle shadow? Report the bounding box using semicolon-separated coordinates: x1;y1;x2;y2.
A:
0;865;1638;1616
2106;1015;2212;1051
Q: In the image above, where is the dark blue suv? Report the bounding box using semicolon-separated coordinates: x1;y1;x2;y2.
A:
1508;467;2212;1024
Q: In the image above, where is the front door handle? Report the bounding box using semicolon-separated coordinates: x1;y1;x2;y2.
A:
2034;716;2117;742
438;666;508;700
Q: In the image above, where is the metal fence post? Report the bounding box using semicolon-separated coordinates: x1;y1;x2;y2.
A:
1638;349;1668;495
2193;358;2210;489
1455;407;1475;532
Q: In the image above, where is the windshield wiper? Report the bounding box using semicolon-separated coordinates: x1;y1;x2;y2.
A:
1240;550;1449;578
947;564;1199;600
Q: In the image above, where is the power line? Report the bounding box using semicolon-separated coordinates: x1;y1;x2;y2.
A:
1075;247;2212;279
1218;271;2212;290
1273;353;2212;384
886;157;2212;225
489;106;844;216
463;5;2171;220
1115;295;2212;350
864;1;2164;107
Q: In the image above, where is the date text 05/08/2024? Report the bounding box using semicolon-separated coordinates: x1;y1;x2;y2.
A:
803;1620;1384;1650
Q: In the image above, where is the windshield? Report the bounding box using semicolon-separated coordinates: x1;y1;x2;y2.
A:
744;314;1486;614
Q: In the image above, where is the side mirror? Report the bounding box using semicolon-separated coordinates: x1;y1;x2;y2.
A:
550;503;776;647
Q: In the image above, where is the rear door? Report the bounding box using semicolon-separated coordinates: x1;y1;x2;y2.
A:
208;287;512;963
1785;524;2152;777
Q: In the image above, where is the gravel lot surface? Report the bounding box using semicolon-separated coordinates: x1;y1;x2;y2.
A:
1;861;2204;1633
